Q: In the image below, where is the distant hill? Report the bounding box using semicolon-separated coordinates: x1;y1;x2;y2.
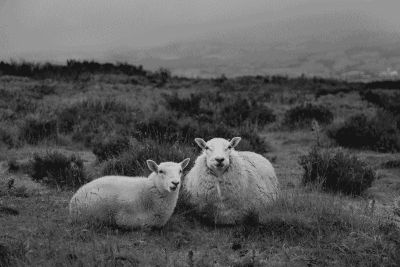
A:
108;12;400;81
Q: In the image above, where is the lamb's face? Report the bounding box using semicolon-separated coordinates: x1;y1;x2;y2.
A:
147;159;190;193
195;137;241;175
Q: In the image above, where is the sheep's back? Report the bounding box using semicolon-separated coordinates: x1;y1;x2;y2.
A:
238;151;279;200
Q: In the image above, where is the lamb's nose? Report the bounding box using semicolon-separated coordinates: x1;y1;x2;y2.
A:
215;157;224;163
172;181;179;186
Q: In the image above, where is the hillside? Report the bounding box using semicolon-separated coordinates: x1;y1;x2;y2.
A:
0;61;399;266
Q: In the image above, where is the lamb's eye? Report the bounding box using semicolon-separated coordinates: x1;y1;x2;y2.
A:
227;145;232;149
159;170;164;174
179;169;182;173
205;146;210;150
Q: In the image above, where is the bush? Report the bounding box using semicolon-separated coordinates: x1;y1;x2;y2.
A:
29;151;87;189
283;103;334;128
299;147;376;195
0;125;20;148
19;115;57;144
221;98;276;127
101;139;197;177
328;111;400;152
57;99;138;146
92;135;131;162
134;115;270;154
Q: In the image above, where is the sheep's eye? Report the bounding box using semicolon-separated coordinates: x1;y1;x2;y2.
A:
205;146;210;150
227;145;232;149
179;169;182;173
159;170;164;174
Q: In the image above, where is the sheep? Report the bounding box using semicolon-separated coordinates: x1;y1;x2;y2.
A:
184;137;279;225
69;158;190;229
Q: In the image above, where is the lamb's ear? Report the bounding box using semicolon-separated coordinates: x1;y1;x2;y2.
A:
146;160;159;172
229;137;241;148
194;138;207;150
180;158;191;170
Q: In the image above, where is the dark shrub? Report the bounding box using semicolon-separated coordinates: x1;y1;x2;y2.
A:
0;126;19;148
328;111;400;152
101;139;197;177
164;93;200;115
163;93;214;121
299;147;376;195
29;151;87;189
361;90;400;114
283;103;334;128
134;115;270;154
57;99;138;146
221;98;276;127
133;115;195;143
29;84;56;98
19;116;57;144
92;135;131;162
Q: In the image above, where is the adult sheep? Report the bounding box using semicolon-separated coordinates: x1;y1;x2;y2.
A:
69;158;190;229
184;137;279;225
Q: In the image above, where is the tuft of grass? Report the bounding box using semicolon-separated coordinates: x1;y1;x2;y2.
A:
283;103;334;128
299;147;376;195
328;111;400;152
29;151;87;189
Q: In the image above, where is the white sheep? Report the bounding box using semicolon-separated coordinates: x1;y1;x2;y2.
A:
69;158;190;229
184;137;279;225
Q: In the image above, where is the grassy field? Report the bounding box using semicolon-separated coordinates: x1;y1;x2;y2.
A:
0;62;400;266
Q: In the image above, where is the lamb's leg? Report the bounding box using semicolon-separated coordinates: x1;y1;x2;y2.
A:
115;210;155;229
115;210;142;229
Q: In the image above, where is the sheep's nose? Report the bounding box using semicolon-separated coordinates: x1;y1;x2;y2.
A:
215;157;225;163
172;181;179;186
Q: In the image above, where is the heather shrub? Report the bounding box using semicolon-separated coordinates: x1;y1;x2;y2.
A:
283;103;334;128
328;111;400;152
134;116;270;154
29;151;87;189
101;139;197;177
92;135;131;162
29;84;56;98
57;99;138;146
360;90;400;115
19;115;58;144
163;93;213;120
221;98;276;127
299;147;376;195
0;125;20;148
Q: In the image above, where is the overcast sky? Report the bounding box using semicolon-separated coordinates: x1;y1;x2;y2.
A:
1;0;399;60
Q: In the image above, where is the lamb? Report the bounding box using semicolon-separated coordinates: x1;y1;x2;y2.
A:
69;158;190;229
184;137;279;225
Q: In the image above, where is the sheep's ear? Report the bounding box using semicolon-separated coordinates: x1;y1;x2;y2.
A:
194;138;207;150
180;158;190;170
229;137;241;148
146;160;159;172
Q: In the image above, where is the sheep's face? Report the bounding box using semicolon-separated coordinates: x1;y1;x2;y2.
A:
195;137;241;175
147;158;190;193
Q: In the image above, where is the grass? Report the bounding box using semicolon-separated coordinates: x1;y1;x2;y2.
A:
1;184;399;266
0;61;399;266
